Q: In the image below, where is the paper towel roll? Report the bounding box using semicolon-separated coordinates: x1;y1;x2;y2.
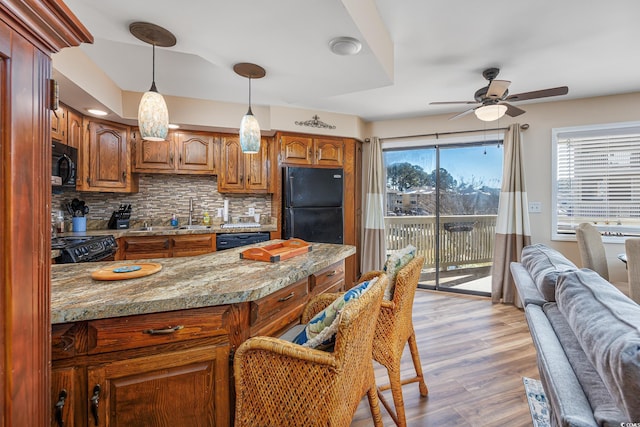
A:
223;200;229;222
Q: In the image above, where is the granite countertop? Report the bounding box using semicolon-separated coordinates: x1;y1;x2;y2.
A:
51;241;356;324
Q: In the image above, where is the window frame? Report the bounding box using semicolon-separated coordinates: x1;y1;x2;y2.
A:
551;120;640;243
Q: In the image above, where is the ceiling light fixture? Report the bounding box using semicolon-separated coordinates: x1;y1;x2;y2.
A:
329;36;362;56
130;22;176;141
234;63;265;153
87;108;108;116
475;104;507;122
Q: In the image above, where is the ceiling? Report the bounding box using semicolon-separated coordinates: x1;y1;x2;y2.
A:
57;0;640;123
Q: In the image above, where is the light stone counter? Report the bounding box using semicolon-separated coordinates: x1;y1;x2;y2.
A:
51;241;356;324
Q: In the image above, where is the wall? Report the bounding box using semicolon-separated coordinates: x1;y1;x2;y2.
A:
52;174;271;228
365;91;640;284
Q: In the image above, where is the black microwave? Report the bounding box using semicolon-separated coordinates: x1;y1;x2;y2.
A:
52;142;77;188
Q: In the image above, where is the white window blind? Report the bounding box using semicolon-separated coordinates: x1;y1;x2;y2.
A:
553;122;640;239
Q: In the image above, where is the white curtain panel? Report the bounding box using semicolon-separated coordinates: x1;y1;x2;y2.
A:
361;136;387;273
491;124;531;306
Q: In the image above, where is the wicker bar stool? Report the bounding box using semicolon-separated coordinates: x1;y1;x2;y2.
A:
233;274;388;427
360;255;428;426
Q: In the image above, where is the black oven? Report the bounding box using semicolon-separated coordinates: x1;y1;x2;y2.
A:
52;141;77;188
52;235;118;263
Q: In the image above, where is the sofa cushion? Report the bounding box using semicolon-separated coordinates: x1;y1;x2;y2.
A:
555;269;640;421
292;277;377;351
543;303;626;426
383;244;416;300
521;243;577;302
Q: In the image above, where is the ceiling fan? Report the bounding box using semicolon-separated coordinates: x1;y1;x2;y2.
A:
430;68;569;121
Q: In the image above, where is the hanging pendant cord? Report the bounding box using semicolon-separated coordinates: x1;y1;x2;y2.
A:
150;44;158;92
247;76;253;115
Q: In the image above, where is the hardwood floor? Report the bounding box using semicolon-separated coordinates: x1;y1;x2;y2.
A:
351;290;539;426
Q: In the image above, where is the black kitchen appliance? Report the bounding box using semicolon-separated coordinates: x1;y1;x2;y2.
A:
216;232;270;251
108;204;132;229
52;235;118;263
52;141;77;188
283;166;343;244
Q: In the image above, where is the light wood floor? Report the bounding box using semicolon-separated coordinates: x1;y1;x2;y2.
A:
351;290;539;426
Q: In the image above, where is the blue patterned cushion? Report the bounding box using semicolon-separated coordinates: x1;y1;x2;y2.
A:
383;245;417;300
292;277;378;351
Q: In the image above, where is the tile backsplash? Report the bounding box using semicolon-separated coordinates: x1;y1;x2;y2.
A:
52;174;271;227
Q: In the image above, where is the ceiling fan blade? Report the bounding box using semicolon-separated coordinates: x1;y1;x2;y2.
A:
449;107;478;120
505;86;568;102
430;101;478;105
500;102;526;117
486;80;511;98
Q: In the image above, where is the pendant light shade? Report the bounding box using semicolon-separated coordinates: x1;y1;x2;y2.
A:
130;22;176;141
475;104;507;122
234;63;266;153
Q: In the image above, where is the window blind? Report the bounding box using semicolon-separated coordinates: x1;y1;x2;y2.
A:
554;123;640;237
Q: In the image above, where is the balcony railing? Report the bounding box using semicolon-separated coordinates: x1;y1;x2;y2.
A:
385;215;497;269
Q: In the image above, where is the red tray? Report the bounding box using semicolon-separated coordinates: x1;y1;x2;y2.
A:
240;238;312;262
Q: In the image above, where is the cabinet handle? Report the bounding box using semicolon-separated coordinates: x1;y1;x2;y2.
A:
325;270;337;277
86;177;91;185
278;292;295;302
122;171;126;181
308;148;312;158
170;152;174;165
143;325;184;335
179;154;182;164
54;389;68;427
90;384;101;426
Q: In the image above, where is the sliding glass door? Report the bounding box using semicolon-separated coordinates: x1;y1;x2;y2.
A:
383;141;502;296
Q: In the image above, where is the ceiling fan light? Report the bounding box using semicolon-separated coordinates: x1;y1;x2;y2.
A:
475;104;507;122
239;109;261;153
138;89;169;141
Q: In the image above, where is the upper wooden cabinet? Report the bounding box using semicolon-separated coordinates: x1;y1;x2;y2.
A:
280;135;344;167
133;130;218;175
77;118;139;193
50;104;83;150
218;136;270;193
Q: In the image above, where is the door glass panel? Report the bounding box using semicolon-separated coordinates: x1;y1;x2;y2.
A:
383;142;502;296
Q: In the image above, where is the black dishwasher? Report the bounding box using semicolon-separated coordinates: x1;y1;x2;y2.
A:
216;232;270;251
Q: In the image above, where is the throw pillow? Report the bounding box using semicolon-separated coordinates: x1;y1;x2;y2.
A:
383;245;417;300
292;277;378;351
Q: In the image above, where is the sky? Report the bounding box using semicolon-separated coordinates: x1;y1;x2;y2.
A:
383;144;503;189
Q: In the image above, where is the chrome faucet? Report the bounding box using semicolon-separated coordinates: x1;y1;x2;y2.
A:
188;198;193;226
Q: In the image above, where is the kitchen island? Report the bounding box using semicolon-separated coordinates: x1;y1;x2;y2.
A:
50;241;355;426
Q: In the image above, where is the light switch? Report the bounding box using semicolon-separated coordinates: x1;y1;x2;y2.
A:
528;202;542;213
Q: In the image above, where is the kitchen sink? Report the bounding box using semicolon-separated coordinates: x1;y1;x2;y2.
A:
178;225;211;230
130;226;177;232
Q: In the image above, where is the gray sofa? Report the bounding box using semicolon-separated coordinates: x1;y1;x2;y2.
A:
511;244;640;427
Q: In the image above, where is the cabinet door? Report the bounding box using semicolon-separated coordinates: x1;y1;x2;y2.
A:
66;109;83;150
83;120;137;192
133;131;175;172
51;105;67;143
86;345;229;427
177;132;216;173
218;136;245;191
171;234;214;257
314;138;344;166
51;367;77;427
121;236;171;260
280;135;313;165
244;138;269;192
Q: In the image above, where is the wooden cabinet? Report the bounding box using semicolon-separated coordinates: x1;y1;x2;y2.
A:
51;306;232;427
50;104;83;150
249;278;308;337
117;234;215;260
133;130;218;175
280;135;344;167
310;261;345;296
218;135;270;193
77;118;138;193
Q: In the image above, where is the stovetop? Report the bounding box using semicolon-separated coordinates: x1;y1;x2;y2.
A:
53;235;118;263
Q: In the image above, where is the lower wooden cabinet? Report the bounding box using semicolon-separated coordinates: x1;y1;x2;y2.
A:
117;234;215;260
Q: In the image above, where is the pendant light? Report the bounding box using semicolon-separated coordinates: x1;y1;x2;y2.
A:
234;63;266;153
130;22;176;141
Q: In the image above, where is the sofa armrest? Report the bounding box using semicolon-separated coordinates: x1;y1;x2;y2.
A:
525;304;598;427
510;262;547;306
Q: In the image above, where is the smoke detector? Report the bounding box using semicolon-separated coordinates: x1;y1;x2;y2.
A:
328;36;362;56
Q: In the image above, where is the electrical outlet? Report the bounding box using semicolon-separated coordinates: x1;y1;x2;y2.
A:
528;202;542;213
248;207;255;215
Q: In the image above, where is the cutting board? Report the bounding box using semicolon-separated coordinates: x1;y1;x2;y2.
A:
91;262;162;281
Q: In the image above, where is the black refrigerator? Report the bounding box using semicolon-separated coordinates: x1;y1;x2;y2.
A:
283;166;344;244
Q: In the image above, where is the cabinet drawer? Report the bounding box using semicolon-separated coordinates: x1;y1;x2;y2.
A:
52;323;86;360
250;279;308;329
171;234;213;250
123;236;170;253
87;306;229;354
310;261;345;296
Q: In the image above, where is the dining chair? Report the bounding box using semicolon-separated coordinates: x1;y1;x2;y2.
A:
576;222;609;280
625;238;640;304
233;274;388;427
